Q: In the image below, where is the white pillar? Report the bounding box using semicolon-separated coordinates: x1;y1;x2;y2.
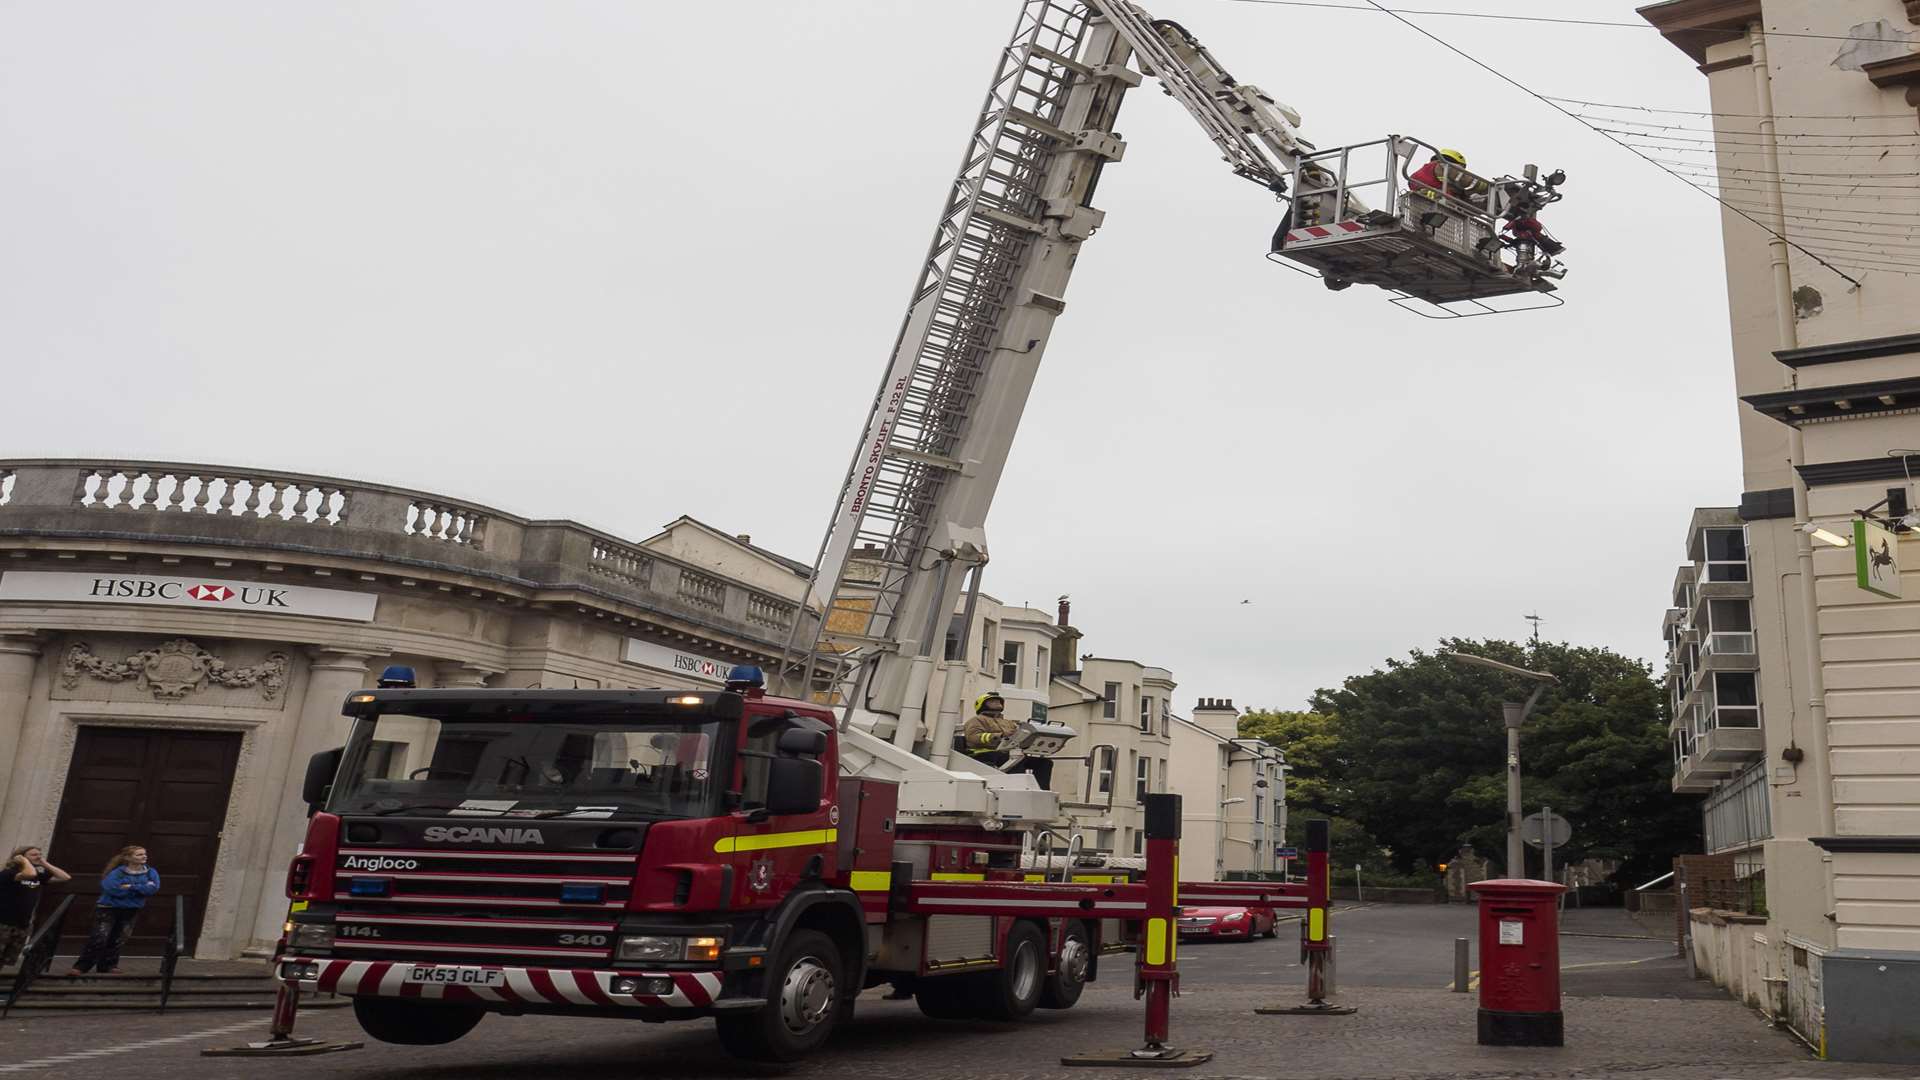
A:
0;632;44;834
250;648;379;946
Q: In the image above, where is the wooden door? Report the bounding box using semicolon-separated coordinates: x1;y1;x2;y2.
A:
48;727;242;956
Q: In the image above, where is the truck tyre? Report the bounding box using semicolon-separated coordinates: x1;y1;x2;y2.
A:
978;921;1046;1021
351;997;484;1045
1039;920;1091;1010
715;929;843;1062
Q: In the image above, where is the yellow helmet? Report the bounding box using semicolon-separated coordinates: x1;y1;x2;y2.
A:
974;693;1004;713
1438;148;1467;167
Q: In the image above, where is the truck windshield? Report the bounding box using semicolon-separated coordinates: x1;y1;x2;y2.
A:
327;712;725;820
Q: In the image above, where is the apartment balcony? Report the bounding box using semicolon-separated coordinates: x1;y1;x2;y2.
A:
1673;753;1733;794
1693;569;1753;601
1697;632;1759;674
1698;722;1765;766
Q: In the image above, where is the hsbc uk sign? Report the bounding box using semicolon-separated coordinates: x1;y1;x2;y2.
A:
0;571;377;622
621;637;739;685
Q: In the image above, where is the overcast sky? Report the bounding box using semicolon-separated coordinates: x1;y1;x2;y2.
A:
0;0;1747;712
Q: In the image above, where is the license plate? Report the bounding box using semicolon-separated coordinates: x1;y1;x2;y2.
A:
403;965;504;987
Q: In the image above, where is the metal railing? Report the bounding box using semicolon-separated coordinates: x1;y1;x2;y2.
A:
2;894;74;1017
0;458;819;654
157;894;186;1012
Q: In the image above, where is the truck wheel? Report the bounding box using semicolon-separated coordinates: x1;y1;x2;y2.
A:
715;929;842;1062
913;974;976;1020
1039;920;1091;1010
351;998;484;1045
978;921;1046;1021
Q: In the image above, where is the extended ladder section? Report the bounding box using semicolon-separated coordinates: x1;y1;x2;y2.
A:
785;1;1133;722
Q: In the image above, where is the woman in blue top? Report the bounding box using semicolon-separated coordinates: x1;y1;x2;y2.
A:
67;844;159;975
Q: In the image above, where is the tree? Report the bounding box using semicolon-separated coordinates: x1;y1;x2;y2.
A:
1307;638;1695;881
1238;709;1395;875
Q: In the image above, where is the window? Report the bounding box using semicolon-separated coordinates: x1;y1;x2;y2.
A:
1001;641;1022;687
1139;695;1152;733
1035;647;1048;687
1102;682;1120;719
1156;759;1166;793
1713;671;1760;728
1089;746;1116;799
1702;527;1749;582
1135;755;1149;803
364;739;406;780
1133;830;1143;856
980;621;997;672
1158;698;1169;737
943;614;966;662
1253;794;1264;823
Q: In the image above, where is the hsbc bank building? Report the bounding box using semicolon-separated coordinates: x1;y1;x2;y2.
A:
0;459;814;959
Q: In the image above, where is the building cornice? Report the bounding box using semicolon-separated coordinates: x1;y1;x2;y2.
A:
1864;52;1920;122
1774;331;1920;370
1811;835;1920;854
1637;0;1761;63
1797;457;1920;488
1742;375;1920;426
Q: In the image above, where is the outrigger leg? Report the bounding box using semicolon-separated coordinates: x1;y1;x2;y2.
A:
203;981;364;1057
1062;794;1214;1068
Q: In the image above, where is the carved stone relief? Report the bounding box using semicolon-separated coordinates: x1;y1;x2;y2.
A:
62;638;290;702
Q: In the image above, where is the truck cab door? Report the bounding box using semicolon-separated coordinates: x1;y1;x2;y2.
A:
724;714;835;910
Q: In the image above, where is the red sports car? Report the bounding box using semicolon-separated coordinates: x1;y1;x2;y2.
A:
1175;905;1277;941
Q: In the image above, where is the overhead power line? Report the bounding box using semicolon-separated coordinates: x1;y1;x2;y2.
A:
1545;97;1919;122
1212;0;1900;46
1342;0;1874;283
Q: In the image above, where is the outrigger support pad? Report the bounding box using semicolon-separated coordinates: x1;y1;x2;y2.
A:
1061;1046;1216;1068
202;982;364;1057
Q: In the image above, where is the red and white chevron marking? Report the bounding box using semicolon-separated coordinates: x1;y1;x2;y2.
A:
1285;221;1372;244
283;959;724;1009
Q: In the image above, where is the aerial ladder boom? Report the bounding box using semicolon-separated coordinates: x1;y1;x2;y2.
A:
781;0;1566;828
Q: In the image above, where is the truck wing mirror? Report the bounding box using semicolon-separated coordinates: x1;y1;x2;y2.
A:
776;728;827;756
303;748;344;816
764;756;822;816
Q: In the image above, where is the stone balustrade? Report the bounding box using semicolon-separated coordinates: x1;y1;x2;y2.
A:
0;458;815;651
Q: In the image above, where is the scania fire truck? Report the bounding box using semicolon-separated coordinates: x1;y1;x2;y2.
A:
282;670;1309;1061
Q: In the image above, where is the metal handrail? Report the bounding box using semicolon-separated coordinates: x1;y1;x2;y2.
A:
2;894;74;1018
157;894;186;1012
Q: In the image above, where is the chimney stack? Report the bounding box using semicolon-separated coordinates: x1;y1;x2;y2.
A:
1057;595;1071;627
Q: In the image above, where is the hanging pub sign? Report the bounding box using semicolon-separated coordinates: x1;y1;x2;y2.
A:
1853;518;1902;599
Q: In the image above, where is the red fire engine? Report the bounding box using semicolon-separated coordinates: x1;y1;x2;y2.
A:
276;671;1327;1062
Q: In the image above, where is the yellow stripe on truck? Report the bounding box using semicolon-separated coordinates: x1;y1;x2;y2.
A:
1145;918;1168;965
713;828;837;854
849;870;892;892
930;872;986;882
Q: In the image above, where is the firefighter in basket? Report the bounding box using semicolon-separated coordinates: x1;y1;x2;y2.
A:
961;693;1053;787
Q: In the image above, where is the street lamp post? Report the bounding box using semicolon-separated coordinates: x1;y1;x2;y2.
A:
1441;650;1558;879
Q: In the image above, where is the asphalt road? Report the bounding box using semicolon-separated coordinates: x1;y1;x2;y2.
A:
2;904;1884;1080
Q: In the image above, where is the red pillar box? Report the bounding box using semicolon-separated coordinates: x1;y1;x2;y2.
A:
1467;879;1568;1047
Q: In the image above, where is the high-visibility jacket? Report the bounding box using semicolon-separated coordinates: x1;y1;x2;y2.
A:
962;711;1016;753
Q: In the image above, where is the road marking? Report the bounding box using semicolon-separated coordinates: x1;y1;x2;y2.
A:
1448;953;1672;990
0;1018;260;1073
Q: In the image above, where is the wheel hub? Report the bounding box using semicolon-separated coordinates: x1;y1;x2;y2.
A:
779;958;836;1035
1058;936;1090;984
1011;940;1042;1000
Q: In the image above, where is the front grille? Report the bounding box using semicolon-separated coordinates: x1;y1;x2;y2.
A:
331;847;637;961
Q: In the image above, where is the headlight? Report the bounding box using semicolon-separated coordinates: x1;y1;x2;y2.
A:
618;935;723;963
1221;911;1248;922
287;923;335;950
